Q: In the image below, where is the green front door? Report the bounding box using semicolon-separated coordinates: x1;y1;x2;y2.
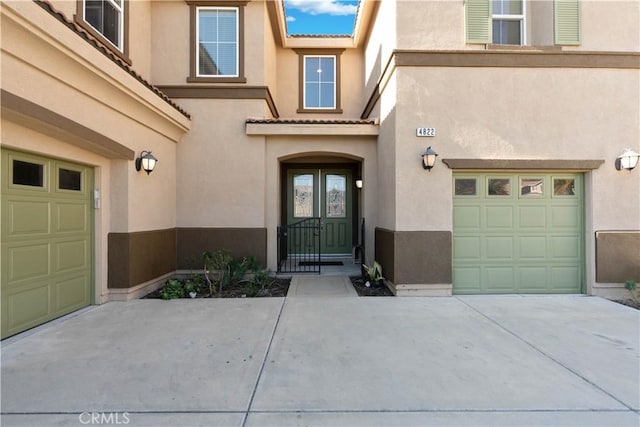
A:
1;150;93;338
453;172;584;294
287;168;353;256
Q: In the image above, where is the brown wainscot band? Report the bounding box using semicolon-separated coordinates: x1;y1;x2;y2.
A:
595;231;640;283
375;228;452;296
108;229;177;289
176;228;267;270
108;227;268;290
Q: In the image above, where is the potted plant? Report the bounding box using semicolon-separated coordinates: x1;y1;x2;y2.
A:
362;261;385;287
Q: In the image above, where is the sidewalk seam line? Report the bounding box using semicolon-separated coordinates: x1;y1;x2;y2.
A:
241;297;287;427
456;297;636;412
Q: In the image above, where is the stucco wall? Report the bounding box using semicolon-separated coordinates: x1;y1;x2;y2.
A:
392;0;640;52
175;99;267;227
394;66;639;230
274;47;366;118
2;0;189;297
150;0;267;85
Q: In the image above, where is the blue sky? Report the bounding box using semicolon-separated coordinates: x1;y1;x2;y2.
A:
284;0;359;36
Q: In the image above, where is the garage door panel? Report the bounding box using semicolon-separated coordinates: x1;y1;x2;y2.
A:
485;206;513;229
55;275;89;312
55;239;89;273
519;205;546;229
454;206;481;229
551;266;581;292
453;267;482;292
486;236;514;259
1;149;92;339
6;284;51;332
518;267;548;292
7;200;50;238
454;173;583;295
55;202;89;233
551;206;580;228
519;236;547;259
8;243;50;283
485;267;515;291
550;236;580;258
453;237;481;259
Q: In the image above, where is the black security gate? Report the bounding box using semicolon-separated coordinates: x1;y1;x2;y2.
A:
277;217;322;274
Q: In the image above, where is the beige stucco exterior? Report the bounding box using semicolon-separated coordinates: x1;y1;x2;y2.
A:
1;0;639;311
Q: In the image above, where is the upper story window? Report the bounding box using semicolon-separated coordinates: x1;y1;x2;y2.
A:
492;0;525;45
187;1;246;83
466;0;580;46
197;7;238;76
75;0;129;63
304;56;336;109
296;49;343;113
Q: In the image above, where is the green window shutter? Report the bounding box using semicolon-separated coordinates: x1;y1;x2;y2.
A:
466;0;491;44
555;0;581;45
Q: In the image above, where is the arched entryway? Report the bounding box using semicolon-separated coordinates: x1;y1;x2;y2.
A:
278;155;362;273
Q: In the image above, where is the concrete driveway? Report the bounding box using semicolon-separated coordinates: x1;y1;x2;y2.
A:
1;293;638;426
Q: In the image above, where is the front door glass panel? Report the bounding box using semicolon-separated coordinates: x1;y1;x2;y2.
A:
326;174;346;218
293;174;313;217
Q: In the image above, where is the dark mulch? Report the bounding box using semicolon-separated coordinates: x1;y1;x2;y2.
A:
612;299;640;310
144;278;291;299
350;276;394;296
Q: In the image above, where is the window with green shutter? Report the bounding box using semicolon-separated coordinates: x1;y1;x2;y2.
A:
465;0;581;46
466;0;492;44
555;0;581;45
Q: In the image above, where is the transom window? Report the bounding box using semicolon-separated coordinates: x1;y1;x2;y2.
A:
303;55;336;110
492;0;525;45
84;0;124;51
197;7;239;77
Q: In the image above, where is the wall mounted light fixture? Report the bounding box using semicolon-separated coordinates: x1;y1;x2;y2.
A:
421;146;438;171
615;149;640;172
135;151;158;175
355;178;363;189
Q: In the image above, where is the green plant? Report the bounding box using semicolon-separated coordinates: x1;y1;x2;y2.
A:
243;268;272;297
624;280;638;301
202;250;233;295
159;278;185;300
363;261;384;283
245;255;262;272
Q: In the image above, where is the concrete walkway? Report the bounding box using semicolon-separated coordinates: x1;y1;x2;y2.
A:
1;289;638;426
287;275;358;297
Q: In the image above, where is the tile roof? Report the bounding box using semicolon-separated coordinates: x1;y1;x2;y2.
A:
246;118;377;125
34;0;190;120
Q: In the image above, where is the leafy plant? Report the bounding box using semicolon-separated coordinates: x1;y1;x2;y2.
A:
203;250;233;295
363;261;384;283
245;255;262;272
624;280;638;301
160;278;185;300
243;268;272;297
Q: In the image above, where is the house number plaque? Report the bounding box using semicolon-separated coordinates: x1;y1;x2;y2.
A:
416;127;436;137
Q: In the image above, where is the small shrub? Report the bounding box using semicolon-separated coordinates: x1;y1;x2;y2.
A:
625;280;638;301
160;278;185;300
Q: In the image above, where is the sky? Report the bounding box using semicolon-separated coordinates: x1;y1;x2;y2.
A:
284;0;359;36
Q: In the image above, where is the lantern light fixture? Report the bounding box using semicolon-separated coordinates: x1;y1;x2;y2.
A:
135;151;158;175
355;178;363;189
615;148;640;172
421;146;438;171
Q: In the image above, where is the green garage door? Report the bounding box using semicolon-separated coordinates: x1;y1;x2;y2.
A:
1;150;93;338
453;173;583;294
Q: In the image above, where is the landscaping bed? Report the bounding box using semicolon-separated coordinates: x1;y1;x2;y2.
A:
612;299;640;310
350;276;394;296
144;276;290;299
